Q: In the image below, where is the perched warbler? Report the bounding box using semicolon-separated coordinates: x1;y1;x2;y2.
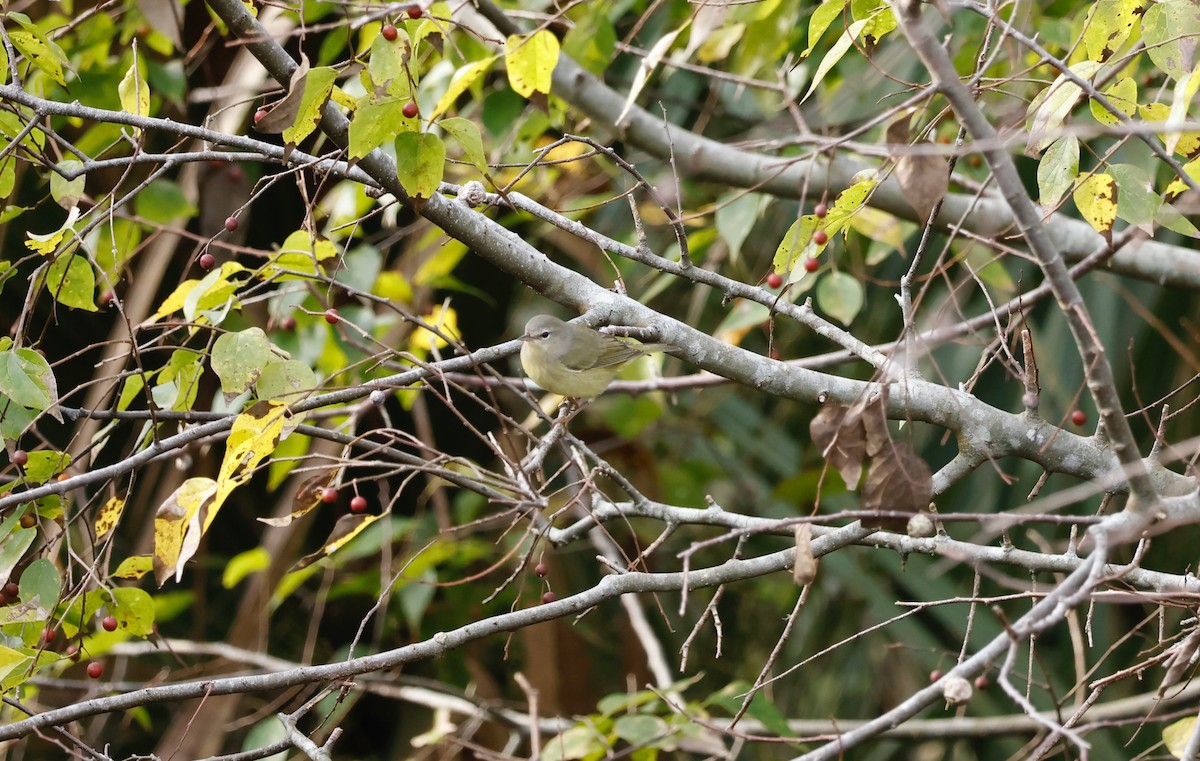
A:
519;314;676;398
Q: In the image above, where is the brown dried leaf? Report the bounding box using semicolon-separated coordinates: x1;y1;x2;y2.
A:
810;404;866;489
862;442;933;531
792;523;818;586
260;471;336;528
255;55;311;134
859;388;890;457
292;513;382;570
887;113;948;222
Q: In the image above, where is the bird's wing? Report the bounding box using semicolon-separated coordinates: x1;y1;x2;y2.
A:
589;338;650;369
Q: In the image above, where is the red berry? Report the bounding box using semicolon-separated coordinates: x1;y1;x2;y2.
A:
12;449;28;467
803;257;820;273
2;582;17;597
381;24;398;41
929;669;943;683
974;675;989;690
765;272;783;288
814;203;828;218
198;253;215;270
281;316;297;331
813;229;829;245
86;661;103;679
407;4;423;18
321;487;339;504
324;309;340;325
350;495;368;513
1071;409;1087;426
101;616;118;632
99;290;115;306
66;644;80;662
402;101;419;119
254;108;268;124
541;591;557;604
534;562;548;577
42;627;56;644
20;514;35;529
224;216;239;233
0;593;6;606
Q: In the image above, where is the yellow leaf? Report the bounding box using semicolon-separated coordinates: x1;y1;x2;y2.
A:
432;57;497;120
505;30;559;98
152;477;218;586
118;56;150;129
408;305;460;356
1073;172;1118;237
374;271;413;303
1164;716;1198;757
113;555;154;580
24;206;80;255
219;403;290;491
94;497;125;537
149;261;247;322
292;513;383;570
261;230;336;281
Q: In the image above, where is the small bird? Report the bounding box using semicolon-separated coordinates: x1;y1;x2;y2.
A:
519;314;676;398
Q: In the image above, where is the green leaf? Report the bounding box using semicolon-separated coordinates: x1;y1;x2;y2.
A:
0;647;28;684
801;17;869;104
257;359;318;402
614;715;668;745
18;450;70;484
562;7;616;75
223;547;271;589
0;348;56;412
1025;61;1102;155
50;161;84;209
0;528;36;591
1143;0;1200;81
1037;135;1079;214
6;13;67;86
111;587;155;637
505;30;559;97
212;328;273;395
395;131;445;199
541;725;608;761
825;177;877;234
1108;163;1160;228
135;179;196;224
118;57;150;123
46;253;99;311
815;271;864;325
349;97;414;160
716;192;765;263
18;557;60;612
772;215;819;273
282;66;338;145
804;0;849;57
438;116;488;175
366;28;412;98
0;111;44;151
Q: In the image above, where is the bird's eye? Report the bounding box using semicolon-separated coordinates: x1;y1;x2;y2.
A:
539;331;551;339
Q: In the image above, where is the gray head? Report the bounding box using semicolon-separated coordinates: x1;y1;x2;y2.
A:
523;314;567;342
